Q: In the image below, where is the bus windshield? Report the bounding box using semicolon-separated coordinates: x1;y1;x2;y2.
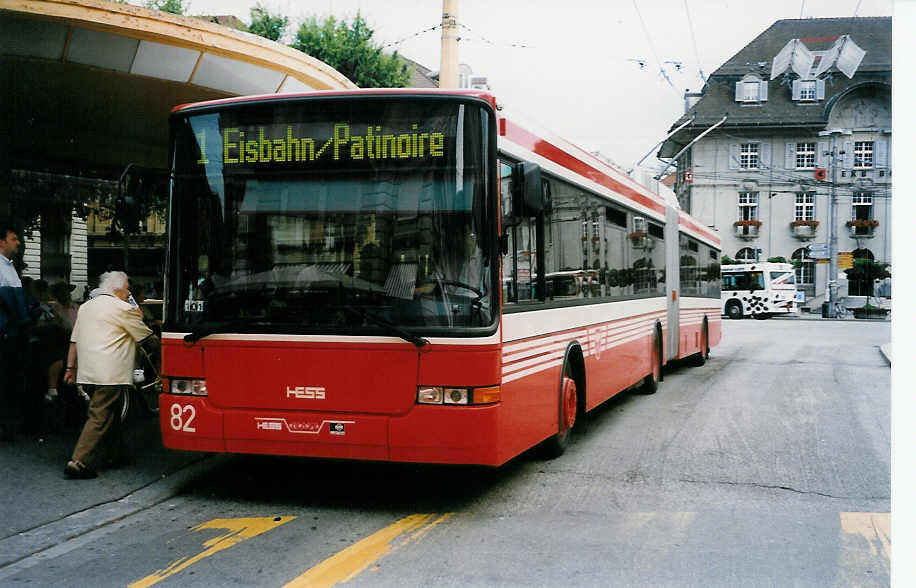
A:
167;98;495;335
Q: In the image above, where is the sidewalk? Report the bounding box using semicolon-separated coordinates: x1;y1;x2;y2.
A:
0;411;213;569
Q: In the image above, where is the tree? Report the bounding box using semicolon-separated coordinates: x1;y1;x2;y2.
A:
844;259;891;297
144;0;188;15
248;3;288;41
291;14;410;88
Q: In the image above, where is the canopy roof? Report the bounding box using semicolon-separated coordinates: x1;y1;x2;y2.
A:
1;0;355;176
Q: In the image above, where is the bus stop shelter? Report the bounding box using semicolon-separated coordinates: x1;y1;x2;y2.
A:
0;0;355;289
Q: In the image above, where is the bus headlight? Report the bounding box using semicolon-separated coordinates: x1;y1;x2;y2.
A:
444;388;469;405
416;386;500;405
170;378;208;396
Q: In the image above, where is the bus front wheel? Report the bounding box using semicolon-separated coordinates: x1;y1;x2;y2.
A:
725;301;743;320
541;363;578;459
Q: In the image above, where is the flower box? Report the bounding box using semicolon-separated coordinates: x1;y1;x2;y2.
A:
846;219;878;237
734;220;760;240
853;306;889;319
790;220;818;240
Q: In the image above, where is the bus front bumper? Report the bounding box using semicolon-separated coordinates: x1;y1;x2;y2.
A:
159;395;503;466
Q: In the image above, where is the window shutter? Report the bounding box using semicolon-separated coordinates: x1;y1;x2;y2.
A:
875;140;888;168
843;141;854;169
729;144;739;169
760;81;768;101
815;79;826;100
785;142;797;169
817;141;829;168
735;81;743;101
792;80;801;100
760;143;771;168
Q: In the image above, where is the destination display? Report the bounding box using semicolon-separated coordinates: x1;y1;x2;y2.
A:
201;123;446;166
186;108;457;172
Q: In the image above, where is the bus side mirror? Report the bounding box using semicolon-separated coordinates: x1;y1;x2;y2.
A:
514;162;546;215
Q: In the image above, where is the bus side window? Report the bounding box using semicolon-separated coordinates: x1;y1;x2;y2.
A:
734;272;749;291
749;271;764;291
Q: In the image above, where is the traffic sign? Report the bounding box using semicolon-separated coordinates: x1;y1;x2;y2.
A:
806;243;829;259
838;252;854;269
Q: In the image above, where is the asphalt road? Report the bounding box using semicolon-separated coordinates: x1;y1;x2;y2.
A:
0;318;890;587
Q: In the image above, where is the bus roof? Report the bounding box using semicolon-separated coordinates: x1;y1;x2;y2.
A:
170;88;498;114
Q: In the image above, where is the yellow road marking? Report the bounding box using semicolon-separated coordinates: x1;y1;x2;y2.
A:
284;513;453;588
836;512;890;587
129;516;296;588
840;512;891;557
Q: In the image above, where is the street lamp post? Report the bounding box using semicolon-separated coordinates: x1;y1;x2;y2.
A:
818;128;851;318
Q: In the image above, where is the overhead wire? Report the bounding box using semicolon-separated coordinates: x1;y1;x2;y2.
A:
381;24;441;49
631;0;681;96
457;23;535;49
682;0;707;84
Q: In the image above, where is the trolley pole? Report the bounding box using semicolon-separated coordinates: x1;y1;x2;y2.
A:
440;0;459;88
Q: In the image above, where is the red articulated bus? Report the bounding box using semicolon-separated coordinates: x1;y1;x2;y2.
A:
160;89;721;465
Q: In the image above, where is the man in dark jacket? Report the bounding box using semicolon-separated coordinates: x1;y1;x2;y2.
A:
0;221;28;441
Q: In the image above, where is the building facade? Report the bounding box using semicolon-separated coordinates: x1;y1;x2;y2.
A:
660;17;891;308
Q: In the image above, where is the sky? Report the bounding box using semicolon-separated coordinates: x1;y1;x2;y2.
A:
163;0;894;171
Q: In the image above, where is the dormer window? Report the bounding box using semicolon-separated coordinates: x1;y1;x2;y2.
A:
735;75;768;103
799;81;816;100
792;79;825;102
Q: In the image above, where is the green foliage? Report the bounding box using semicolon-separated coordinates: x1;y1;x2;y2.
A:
291;14;410;88
767;256;787;263
248;3;288;41
844;259;891;281
721;255;738;265
144;0;188;15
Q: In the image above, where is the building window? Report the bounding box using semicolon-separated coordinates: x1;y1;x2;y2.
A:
854;141;874;169
740;144;759;169
742;81;760;101
735;76;768;102
796;143;816;169
792;247;814;287
852;192;873;220
738;192;758;221
798;80;816;101
735;247;758;262
794;192;815;221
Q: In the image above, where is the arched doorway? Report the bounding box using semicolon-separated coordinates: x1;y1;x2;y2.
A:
846;248;880;296
735;247;757;262
791;247;814;298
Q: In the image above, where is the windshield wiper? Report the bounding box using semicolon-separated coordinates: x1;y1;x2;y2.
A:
183;318;257;344
339;305;428;348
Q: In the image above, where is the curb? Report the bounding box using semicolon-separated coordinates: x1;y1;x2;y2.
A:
879;344;891;365
0;453;228;579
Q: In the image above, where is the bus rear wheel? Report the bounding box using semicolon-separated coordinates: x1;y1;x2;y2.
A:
725;301;743;320
541;365;578;459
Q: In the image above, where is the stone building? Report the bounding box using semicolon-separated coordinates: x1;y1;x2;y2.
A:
659;17;891;308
